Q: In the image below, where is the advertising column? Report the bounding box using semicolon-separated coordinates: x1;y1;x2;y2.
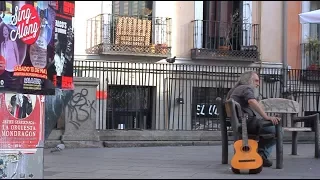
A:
0;1;56;95
0;1;60;179
51;1;75;90
0;93;44;178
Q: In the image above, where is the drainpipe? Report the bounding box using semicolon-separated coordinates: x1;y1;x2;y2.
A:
101;1;104;14
282;1;288;95
282;1;288;69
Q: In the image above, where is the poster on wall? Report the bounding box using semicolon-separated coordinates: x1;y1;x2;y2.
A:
49;1;75;90
0;93;44;153
0;1;56;95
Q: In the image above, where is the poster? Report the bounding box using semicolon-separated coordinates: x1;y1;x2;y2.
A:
0;1;56;95
50;1;75;90
0;93;44;152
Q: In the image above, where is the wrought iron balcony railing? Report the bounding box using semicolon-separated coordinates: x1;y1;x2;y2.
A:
191;20;260;61
300;43;320;81
301;43;320;69
86;14;172;57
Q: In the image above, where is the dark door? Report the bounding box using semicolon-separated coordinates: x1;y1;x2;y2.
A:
202;1;243;50
106;85;153;130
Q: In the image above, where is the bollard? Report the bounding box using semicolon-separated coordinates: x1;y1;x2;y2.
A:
96;90;107;130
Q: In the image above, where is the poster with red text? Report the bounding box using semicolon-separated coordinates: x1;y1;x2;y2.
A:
0;1;56;95
50;1;75;90
0;93;44;153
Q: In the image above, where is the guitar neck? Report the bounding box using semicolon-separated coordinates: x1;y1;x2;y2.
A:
241;113;249;147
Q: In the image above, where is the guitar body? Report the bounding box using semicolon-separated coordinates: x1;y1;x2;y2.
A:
231;113;263;174
231;139;263;174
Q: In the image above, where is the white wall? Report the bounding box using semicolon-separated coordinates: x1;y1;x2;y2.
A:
194;1;203;49
301;1;310;69
260;1;283;63
74;1;112;55
243;1;253;46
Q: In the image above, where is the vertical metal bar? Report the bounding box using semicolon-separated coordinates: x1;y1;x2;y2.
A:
162;64;166;130
191;64;196;130
134;63;138;129
102;61;106;130
127;62;131;129
182;64;186;130
177;65;181;130
172;65;177;130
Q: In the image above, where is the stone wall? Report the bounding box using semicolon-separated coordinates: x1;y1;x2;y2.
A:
61;77;100;145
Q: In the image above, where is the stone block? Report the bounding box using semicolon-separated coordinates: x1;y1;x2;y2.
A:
62;77;100;142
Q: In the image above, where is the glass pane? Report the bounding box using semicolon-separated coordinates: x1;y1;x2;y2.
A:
310;1;320;39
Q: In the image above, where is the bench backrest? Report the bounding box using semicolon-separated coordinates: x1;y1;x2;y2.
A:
225;98;243;140
259;98;299;114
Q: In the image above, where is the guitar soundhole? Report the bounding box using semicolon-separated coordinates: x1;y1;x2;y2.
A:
242;146;250;152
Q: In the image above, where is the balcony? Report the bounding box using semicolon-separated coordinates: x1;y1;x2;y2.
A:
191;20;260;62
86;14;172;58
301;42;320;81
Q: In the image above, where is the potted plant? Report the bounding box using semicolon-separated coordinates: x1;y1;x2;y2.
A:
305;36;320;68
303;36;320;80
219;9;240;51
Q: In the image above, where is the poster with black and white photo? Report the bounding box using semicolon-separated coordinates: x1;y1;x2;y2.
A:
47;1;74;90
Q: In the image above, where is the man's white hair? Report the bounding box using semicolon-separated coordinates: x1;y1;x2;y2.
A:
236;71;257;86
226;71;258;100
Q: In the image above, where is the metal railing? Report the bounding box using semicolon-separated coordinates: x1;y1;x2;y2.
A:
191;20;260;61
86;14;172;56
73;61;320;131
301;43;320;81
301;43;320;68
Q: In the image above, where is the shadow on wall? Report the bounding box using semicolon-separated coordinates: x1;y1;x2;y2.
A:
44;89;74;140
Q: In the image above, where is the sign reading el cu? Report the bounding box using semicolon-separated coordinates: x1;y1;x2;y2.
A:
9;4;41;45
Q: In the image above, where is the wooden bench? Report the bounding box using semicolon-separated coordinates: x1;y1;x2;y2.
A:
216;97;320;169
259;98;320;159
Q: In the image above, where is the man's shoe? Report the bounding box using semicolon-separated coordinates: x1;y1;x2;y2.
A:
259;152;273;167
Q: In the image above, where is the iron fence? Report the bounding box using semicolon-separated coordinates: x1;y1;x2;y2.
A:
73;60;320;131
191;20;260;61
86;13;171;56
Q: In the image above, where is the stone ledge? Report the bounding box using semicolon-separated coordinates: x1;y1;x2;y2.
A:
47;130;64;140
45;140;62;148
103;141;222;148
45;139;316;149
61;141;104;148
98;130;316;141
45;130;316;149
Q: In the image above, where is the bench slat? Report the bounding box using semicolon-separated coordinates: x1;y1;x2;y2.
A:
283;127;312;132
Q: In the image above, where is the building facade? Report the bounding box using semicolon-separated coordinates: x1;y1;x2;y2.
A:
70;1;320;131
75;1;288;67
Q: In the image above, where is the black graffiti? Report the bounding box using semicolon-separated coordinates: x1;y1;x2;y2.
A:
68;89;96;129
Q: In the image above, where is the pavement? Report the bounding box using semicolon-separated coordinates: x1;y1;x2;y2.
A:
44;143;320;179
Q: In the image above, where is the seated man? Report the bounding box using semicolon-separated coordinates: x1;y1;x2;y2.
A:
226;71;281;167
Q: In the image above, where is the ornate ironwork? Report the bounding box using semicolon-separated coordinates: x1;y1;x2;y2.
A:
191;20;260;61
107;86;150;111
191;48;259;62
86;14;172;56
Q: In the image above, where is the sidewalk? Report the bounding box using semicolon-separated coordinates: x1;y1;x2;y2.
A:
44;143;320;179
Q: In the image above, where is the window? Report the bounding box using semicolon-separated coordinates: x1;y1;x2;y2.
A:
202;1;244;50
112;1;153;16
192;87;230;130
310;1;320;39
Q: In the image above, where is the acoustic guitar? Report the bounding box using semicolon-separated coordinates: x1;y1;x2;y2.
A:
231;113;263;174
